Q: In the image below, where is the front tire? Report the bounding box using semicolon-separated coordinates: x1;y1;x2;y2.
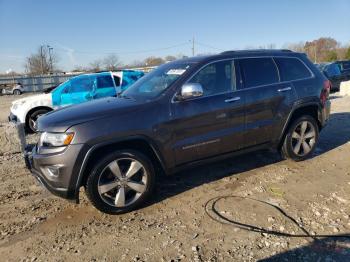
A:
281;115;319;161
85;150;155;214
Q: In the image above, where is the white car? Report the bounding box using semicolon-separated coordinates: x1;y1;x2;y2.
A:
9;71;144;133
1;83;25;95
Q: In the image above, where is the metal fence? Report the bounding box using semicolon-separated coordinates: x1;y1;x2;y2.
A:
0;66;156;93
0;73;81;92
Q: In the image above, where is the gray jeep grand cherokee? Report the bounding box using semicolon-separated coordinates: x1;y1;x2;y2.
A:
25;50;331;214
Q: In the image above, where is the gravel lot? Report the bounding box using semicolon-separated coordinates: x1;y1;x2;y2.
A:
0;93;349;261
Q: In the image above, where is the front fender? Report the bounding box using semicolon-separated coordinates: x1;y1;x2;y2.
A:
11;94;54;123
72;135;167;203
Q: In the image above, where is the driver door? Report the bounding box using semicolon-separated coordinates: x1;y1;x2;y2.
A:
170;59;245;165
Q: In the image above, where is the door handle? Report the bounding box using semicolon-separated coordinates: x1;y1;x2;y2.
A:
277;87;292;92
225;97;241;103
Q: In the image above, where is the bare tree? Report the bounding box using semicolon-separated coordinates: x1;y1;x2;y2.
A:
71;65;87;73
125;60;146;68
103;54;121;71
283;42;305;52
164;55;177;62
25;46;58;75
89;59;103;72
144;56;165;66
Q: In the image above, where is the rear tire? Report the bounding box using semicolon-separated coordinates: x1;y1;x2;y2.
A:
85;150;155;215
281;115;319;161
13;89;22;95
26;109;50;133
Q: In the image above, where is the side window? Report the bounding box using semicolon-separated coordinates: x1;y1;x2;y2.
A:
69;76;93;93
58;80;71;93
113;76;121;86
324;64;341;77
97;75;115;89
239;58;279;88
189;60;235;96
274;57;312;81
341;61;350;71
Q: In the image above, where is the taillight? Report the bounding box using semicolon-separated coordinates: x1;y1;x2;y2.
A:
320;80;330;106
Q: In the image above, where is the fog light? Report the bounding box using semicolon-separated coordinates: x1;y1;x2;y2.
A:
44;165;63;178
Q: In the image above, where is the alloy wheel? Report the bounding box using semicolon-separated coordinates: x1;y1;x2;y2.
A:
97;158;148;207
291;120;316;157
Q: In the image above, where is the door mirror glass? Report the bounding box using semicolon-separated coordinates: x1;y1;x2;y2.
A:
180;83;203;100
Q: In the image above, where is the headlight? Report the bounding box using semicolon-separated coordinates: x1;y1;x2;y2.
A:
39;132;74;147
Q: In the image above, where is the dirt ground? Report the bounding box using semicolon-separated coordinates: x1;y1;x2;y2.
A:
0;93;349;261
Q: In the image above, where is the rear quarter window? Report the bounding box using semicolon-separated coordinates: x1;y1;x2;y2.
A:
239;58;279;88
274;57;312;81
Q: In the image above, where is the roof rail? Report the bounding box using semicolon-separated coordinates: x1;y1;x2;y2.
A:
220;49;293;55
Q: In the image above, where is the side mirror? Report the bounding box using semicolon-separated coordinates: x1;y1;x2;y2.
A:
179;83;203;100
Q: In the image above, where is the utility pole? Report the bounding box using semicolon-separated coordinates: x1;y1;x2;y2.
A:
47;45;53;74
40;45;44;75
192;36;195;56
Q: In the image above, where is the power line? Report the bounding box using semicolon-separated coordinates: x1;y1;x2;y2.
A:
53;42;190;55
196;41;223;51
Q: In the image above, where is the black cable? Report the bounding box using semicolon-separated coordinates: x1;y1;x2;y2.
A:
204;195;350;239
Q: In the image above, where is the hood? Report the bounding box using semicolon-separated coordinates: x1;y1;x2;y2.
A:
12;93;51;105
37;96;140;132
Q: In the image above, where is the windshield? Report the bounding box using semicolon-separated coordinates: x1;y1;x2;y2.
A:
122;62;193;99
47;78;70;93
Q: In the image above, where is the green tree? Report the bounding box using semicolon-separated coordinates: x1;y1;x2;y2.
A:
345;47;350;60
304;37;339;62
325;51;338;62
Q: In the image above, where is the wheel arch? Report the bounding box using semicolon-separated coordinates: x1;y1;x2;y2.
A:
12;88;22;94
73;136;167;202
278;102;322;149
25;106;53;127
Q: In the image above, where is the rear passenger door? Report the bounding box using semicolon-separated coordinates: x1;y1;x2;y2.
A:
94;74;117;99
238;57;296;147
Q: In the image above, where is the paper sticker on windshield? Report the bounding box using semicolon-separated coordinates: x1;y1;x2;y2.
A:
166;69;186;75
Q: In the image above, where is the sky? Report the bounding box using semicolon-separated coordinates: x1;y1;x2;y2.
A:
0;0;349;73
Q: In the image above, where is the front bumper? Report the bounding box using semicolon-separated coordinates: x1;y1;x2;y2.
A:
24;144;85;202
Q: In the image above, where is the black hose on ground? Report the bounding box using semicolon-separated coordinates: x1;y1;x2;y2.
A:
204;195;350;239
